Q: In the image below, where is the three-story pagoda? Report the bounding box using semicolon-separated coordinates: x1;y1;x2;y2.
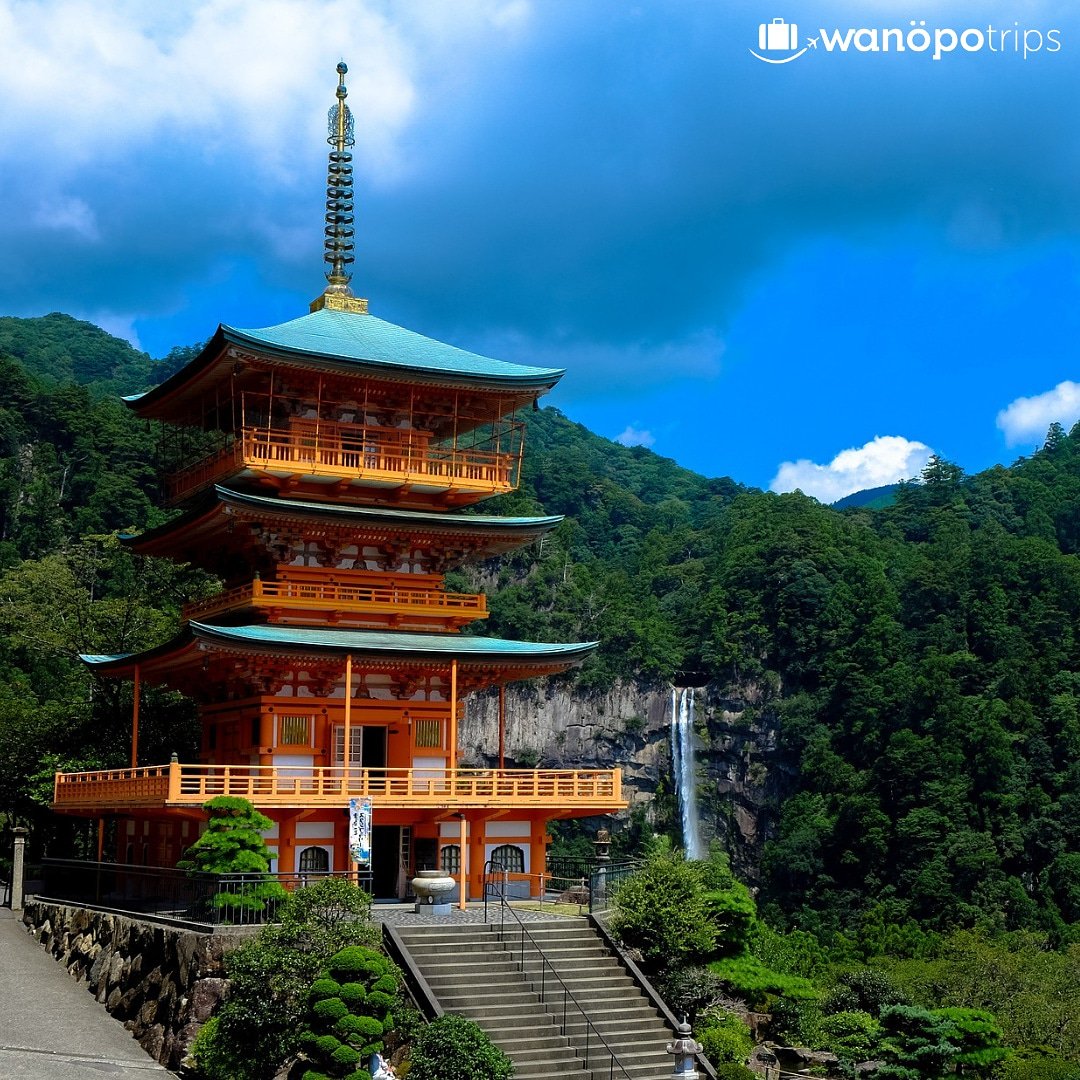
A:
53;64;625;901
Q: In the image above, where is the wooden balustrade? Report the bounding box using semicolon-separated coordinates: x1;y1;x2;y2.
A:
166;421;517;504
183;577;488;623
53;763;624;811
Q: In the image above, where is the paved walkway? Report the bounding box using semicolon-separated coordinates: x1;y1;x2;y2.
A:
374;900;584;928
0;907;173;1078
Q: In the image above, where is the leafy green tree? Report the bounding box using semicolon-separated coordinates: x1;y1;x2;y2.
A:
177;796;287;915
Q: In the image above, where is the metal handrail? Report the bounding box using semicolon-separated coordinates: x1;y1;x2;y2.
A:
483;861;635;1080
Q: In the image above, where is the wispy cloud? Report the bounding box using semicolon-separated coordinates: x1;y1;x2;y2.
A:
615;425;654;448
996;380;1080;446
771;435;933;503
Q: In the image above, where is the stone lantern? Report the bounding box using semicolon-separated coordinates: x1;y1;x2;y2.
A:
666;1018;703;1078
593;826;612;863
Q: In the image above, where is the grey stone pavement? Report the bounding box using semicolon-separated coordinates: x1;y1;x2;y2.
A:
0;907;173;1079
373;900;584;927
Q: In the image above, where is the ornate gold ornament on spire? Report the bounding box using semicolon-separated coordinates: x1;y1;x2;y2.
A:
311;62;369;314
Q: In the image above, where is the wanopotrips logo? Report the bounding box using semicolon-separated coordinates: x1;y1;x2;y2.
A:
751;16;1062;62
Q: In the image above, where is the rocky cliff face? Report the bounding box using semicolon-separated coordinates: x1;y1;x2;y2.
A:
461;678;793;882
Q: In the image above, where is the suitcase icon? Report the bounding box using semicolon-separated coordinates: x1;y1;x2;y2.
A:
759;18;799;50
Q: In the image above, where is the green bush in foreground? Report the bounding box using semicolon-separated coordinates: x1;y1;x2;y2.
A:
189;878;378;1080
298;946;396;1078
407;1014;514;1080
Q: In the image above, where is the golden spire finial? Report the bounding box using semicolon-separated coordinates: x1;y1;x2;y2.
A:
311;61;368;315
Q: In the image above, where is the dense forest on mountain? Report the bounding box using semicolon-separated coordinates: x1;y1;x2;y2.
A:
1;315;1079;1069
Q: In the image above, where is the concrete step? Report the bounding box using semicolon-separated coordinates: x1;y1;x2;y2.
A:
395;917;680;1080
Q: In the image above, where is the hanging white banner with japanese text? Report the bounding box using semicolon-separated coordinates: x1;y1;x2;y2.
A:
349;798;372;866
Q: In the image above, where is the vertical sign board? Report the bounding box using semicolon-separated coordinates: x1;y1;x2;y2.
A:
349;798;372;867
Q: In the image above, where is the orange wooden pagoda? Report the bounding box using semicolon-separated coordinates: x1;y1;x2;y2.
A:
53;63;624;901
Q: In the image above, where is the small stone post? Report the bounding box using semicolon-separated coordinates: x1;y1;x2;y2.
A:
666;1018;703;1078
593;826;611;904
10;826;28;910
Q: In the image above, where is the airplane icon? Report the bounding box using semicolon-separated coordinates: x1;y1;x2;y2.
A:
807;36;819;48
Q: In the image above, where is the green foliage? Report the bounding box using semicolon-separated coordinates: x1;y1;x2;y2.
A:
882;930;1080;1063
190;879;379;1080
657;965;729;1023
707;953;816;1005
406;1014;514;1080
713;1065;757;1080
609;849;716;968
818;1010;880;1060
177;796;286;915
298;945;398;1079
698;1013;754;1064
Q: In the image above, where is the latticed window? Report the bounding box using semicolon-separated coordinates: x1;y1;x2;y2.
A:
440;844;460;874
490;844;525;874
279;714;311;746
414;718;442;748
299;846;330;873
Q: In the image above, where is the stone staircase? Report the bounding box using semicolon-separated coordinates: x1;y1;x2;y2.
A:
395;920;675;1080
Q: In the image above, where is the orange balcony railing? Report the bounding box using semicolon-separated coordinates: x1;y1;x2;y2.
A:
183;577;488;624
53;763;625;813
166;421;517;504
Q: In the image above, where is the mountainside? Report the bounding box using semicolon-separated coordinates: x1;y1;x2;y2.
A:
1;314;1079;955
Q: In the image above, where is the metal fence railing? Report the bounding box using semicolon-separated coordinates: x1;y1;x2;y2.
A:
36;859;372;927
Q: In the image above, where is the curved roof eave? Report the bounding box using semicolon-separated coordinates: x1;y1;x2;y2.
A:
120;485;563;553
123;310;564;413
190;622;599;663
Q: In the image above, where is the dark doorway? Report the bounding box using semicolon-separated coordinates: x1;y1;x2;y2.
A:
362;726;387;769
413;836;437;873
372;825;400;899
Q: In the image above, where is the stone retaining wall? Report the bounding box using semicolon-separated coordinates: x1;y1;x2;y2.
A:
22;900;250;1071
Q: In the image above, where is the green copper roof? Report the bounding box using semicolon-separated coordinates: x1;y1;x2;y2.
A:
213;487;561;530
190;622;597;661
80;625;598;671
227;308;562;389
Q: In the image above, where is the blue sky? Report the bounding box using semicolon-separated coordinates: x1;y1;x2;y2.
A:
2;0;1079;499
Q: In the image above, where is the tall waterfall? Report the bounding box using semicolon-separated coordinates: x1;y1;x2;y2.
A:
671;687;705;859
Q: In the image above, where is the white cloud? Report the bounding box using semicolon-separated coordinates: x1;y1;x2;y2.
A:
615;425;654;448
770;435;933;503
0;0;530;181
996;381;1080;446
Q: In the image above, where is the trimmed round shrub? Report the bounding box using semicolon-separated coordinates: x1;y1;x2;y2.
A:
313;998;349;1024
339;982;368;1009
315;1034;343;1056
328;946;388;982
335;1014;384;1042
309;978;344;1003
408;1014;514;1080
331;1044;361;1070
365;990;394;1015
371;974;398;995
302;1071;333;1080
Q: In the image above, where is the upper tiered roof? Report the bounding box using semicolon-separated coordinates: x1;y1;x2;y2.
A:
122;308;564;420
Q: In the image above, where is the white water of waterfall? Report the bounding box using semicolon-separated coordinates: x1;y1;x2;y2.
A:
671;687;705;859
